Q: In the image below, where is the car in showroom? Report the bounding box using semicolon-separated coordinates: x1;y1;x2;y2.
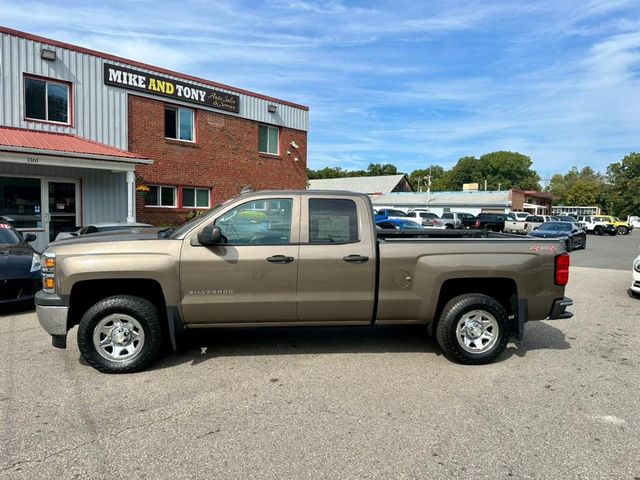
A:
527;221;587;252
632;254;640;297
0;222;42;305
54;222;153;241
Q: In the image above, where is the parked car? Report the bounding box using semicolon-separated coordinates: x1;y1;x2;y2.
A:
0;223;42;305
631;254;640;297
406;209;439;226
598;216;633;235
54;222;153;241
376;218;428;231
555;215;587;231
505;215;558;235
374;208;422;226
473;213;509;232
577;216;617;236
527;222;587;252
510;212;530;221
433;212;476;229
35;190;573;373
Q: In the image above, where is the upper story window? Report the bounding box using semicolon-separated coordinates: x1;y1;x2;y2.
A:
258;125;279;155
165;106;194;142
24;76;70;124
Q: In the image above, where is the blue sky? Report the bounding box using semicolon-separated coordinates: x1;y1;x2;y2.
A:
2;0;639;184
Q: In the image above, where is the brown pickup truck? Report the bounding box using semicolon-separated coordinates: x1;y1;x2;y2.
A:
36;190;573;373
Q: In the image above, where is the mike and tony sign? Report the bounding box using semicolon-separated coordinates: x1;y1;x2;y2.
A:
104;63;240;113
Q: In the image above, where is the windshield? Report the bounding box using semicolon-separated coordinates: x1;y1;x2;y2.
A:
537;222;572;232
0;224;22;244
169;204;224;238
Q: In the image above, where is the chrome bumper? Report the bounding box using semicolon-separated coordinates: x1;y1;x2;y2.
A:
36;305;68;336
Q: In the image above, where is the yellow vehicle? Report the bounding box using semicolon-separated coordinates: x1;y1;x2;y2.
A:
599;216;633;235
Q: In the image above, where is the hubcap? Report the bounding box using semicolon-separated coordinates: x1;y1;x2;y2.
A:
456;310;499;354
92;314;145;363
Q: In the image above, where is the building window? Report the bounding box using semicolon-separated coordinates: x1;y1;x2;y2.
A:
145;185;177;207
24;76;70;124
165;106;194;141
182;188;210;208
0;177;42;228
258;125;279;155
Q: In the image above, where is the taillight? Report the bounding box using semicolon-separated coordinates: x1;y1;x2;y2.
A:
555;253;570;286
474;220;480;228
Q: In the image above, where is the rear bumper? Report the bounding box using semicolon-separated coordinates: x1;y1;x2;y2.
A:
548;297;574;320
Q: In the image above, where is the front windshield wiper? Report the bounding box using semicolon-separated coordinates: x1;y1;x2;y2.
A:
157;227;175;239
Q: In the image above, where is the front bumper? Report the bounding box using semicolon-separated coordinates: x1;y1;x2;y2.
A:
548;297;574;320
35;290;69;348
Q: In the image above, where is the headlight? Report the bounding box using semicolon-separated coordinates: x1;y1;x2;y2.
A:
634;260;640;273
30;252;42;272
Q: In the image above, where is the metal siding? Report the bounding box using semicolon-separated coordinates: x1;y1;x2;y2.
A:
0;32;308;140
0;162;127;252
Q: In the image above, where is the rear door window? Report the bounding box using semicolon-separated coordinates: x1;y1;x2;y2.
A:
309;199;359;244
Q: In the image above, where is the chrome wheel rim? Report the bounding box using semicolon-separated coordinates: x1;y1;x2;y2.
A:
456;310;499;354
93;314;145;363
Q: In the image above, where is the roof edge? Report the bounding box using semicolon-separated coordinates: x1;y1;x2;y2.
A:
0;25;309;112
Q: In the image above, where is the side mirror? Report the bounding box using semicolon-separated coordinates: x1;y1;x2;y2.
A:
197;224;224;245
24;233;37;242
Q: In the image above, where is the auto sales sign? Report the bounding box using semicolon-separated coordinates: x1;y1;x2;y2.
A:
104;64;240;113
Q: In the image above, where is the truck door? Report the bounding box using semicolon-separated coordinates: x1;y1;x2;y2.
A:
297;196;376;323
179;197;300;325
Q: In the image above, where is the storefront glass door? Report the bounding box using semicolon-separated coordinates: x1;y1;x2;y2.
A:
44;180;80;242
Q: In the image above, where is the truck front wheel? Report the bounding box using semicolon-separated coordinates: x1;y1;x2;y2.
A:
436;294;509;365
77;295;163;374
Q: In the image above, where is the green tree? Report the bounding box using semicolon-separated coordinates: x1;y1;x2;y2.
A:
606;152;640;217
408;166;445;191
547;166;607;209
366;163;398;176
479;151;540;190
440;156;483;190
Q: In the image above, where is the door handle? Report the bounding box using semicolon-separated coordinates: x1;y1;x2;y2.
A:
266;255;294;264
343;254;369;263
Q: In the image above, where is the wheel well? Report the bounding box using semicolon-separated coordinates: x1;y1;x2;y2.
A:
67;279;167;330
431;277;517;330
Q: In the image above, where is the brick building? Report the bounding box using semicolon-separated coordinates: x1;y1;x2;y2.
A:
0;26;308;250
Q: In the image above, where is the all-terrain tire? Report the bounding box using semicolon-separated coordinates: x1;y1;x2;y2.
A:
77;295;163;374
617;226;629;235
435;294;510;365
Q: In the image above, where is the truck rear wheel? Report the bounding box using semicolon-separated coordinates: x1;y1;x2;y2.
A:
436;294;509;365
77;295;163;374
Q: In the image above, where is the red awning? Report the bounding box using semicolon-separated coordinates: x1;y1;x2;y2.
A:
0;126;151;164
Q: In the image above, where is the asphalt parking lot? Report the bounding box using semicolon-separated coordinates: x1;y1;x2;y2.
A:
1;233;639;479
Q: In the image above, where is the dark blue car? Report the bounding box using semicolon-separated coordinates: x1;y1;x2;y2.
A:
0;223;42;306
376;218;428;231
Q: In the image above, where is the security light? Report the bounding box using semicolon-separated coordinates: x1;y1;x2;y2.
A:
267;104;278;113
41;48;56;61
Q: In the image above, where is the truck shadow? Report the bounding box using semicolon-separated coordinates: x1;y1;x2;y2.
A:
150;321;571;370
501;321;571;360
